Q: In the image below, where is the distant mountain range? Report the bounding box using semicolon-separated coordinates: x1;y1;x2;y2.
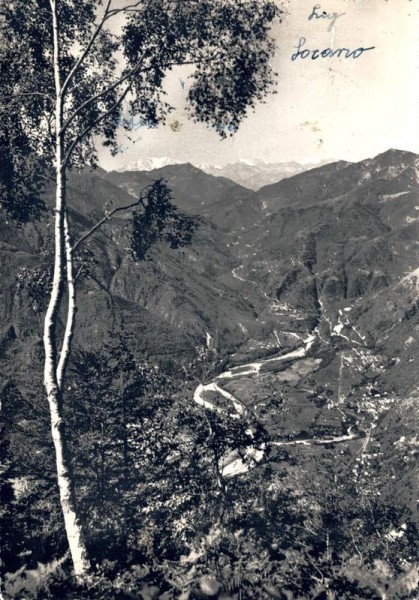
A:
199;158;329;190
122;156;183;172
120;156;328;190
1;148;418;512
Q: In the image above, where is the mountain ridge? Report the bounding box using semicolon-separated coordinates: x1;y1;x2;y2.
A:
112;156;332;190
1;149;418;514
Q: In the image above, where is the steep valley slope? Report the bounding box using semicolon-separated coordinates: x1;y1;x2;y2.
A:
1;149;418;514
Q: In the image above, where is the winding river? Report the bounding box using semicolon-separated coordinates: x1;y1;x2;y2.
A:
193;332;359;478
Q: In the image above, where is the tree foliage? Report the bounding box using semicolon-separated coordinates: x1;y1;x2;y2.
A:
0;102;47;222
130;179;200;260
1;0;281;169
2;338;418;598
0;0;285;586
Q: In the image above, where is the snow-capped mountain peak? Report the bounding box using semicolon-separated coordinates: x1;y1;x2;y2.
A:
117;156;329;189
118;156;183;172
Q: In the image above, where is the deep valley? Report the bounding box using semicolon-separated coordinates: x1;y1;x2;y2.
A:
1;148;418;599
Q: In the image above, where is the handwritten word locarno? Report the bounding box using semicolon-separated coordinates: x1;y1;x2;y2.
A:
291;37;375;61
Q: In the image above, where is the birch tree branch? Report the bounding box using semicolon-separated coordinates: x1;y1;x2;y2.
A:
60;0;113;98
60;49;148;136
105;0;146;20
62;80;133;167
0;92;55;104
72;185;153;253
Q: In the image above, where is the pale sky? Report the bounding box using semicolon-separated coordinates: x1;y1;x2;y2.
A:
98;0;419;170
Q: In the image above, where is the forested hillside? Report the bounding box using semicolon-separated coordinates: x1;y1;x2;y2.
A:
1;149;418;599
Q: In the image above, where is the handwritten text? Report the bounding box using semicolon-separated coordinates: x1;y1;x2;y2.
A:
291;37;375;61
308;4;346;31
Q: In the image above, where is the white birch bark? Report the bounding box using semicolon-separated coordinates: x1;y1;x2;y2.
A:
56;209;76;389
42;0;91;581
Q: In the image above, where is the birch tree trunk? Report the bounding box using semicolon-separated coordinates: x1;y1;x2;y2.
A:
42;164;90;579
42;0;91;581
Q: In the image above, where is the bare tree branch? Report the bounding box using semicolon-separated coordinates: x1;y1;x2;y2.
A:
62;80;133;167
61;40;223;143
72;184;154;253
105;0;145;20
0;92;55;110
61;0;113;98
60;48;148;136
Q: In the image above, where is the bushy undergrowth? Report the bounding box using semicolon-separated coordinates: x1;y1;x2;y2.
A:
1;338;418;599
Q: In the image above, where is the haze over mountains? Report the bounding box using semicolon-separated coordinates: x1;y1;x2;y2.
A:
120;156;327;190
1;148;418;513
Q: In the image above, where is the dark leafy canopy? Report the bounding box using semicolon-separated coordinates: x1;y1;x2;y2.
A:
131;179;199;260
0;16;47;223
1;0;281;173
122;0;280;136
0;119;47;223
0;0;120;169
